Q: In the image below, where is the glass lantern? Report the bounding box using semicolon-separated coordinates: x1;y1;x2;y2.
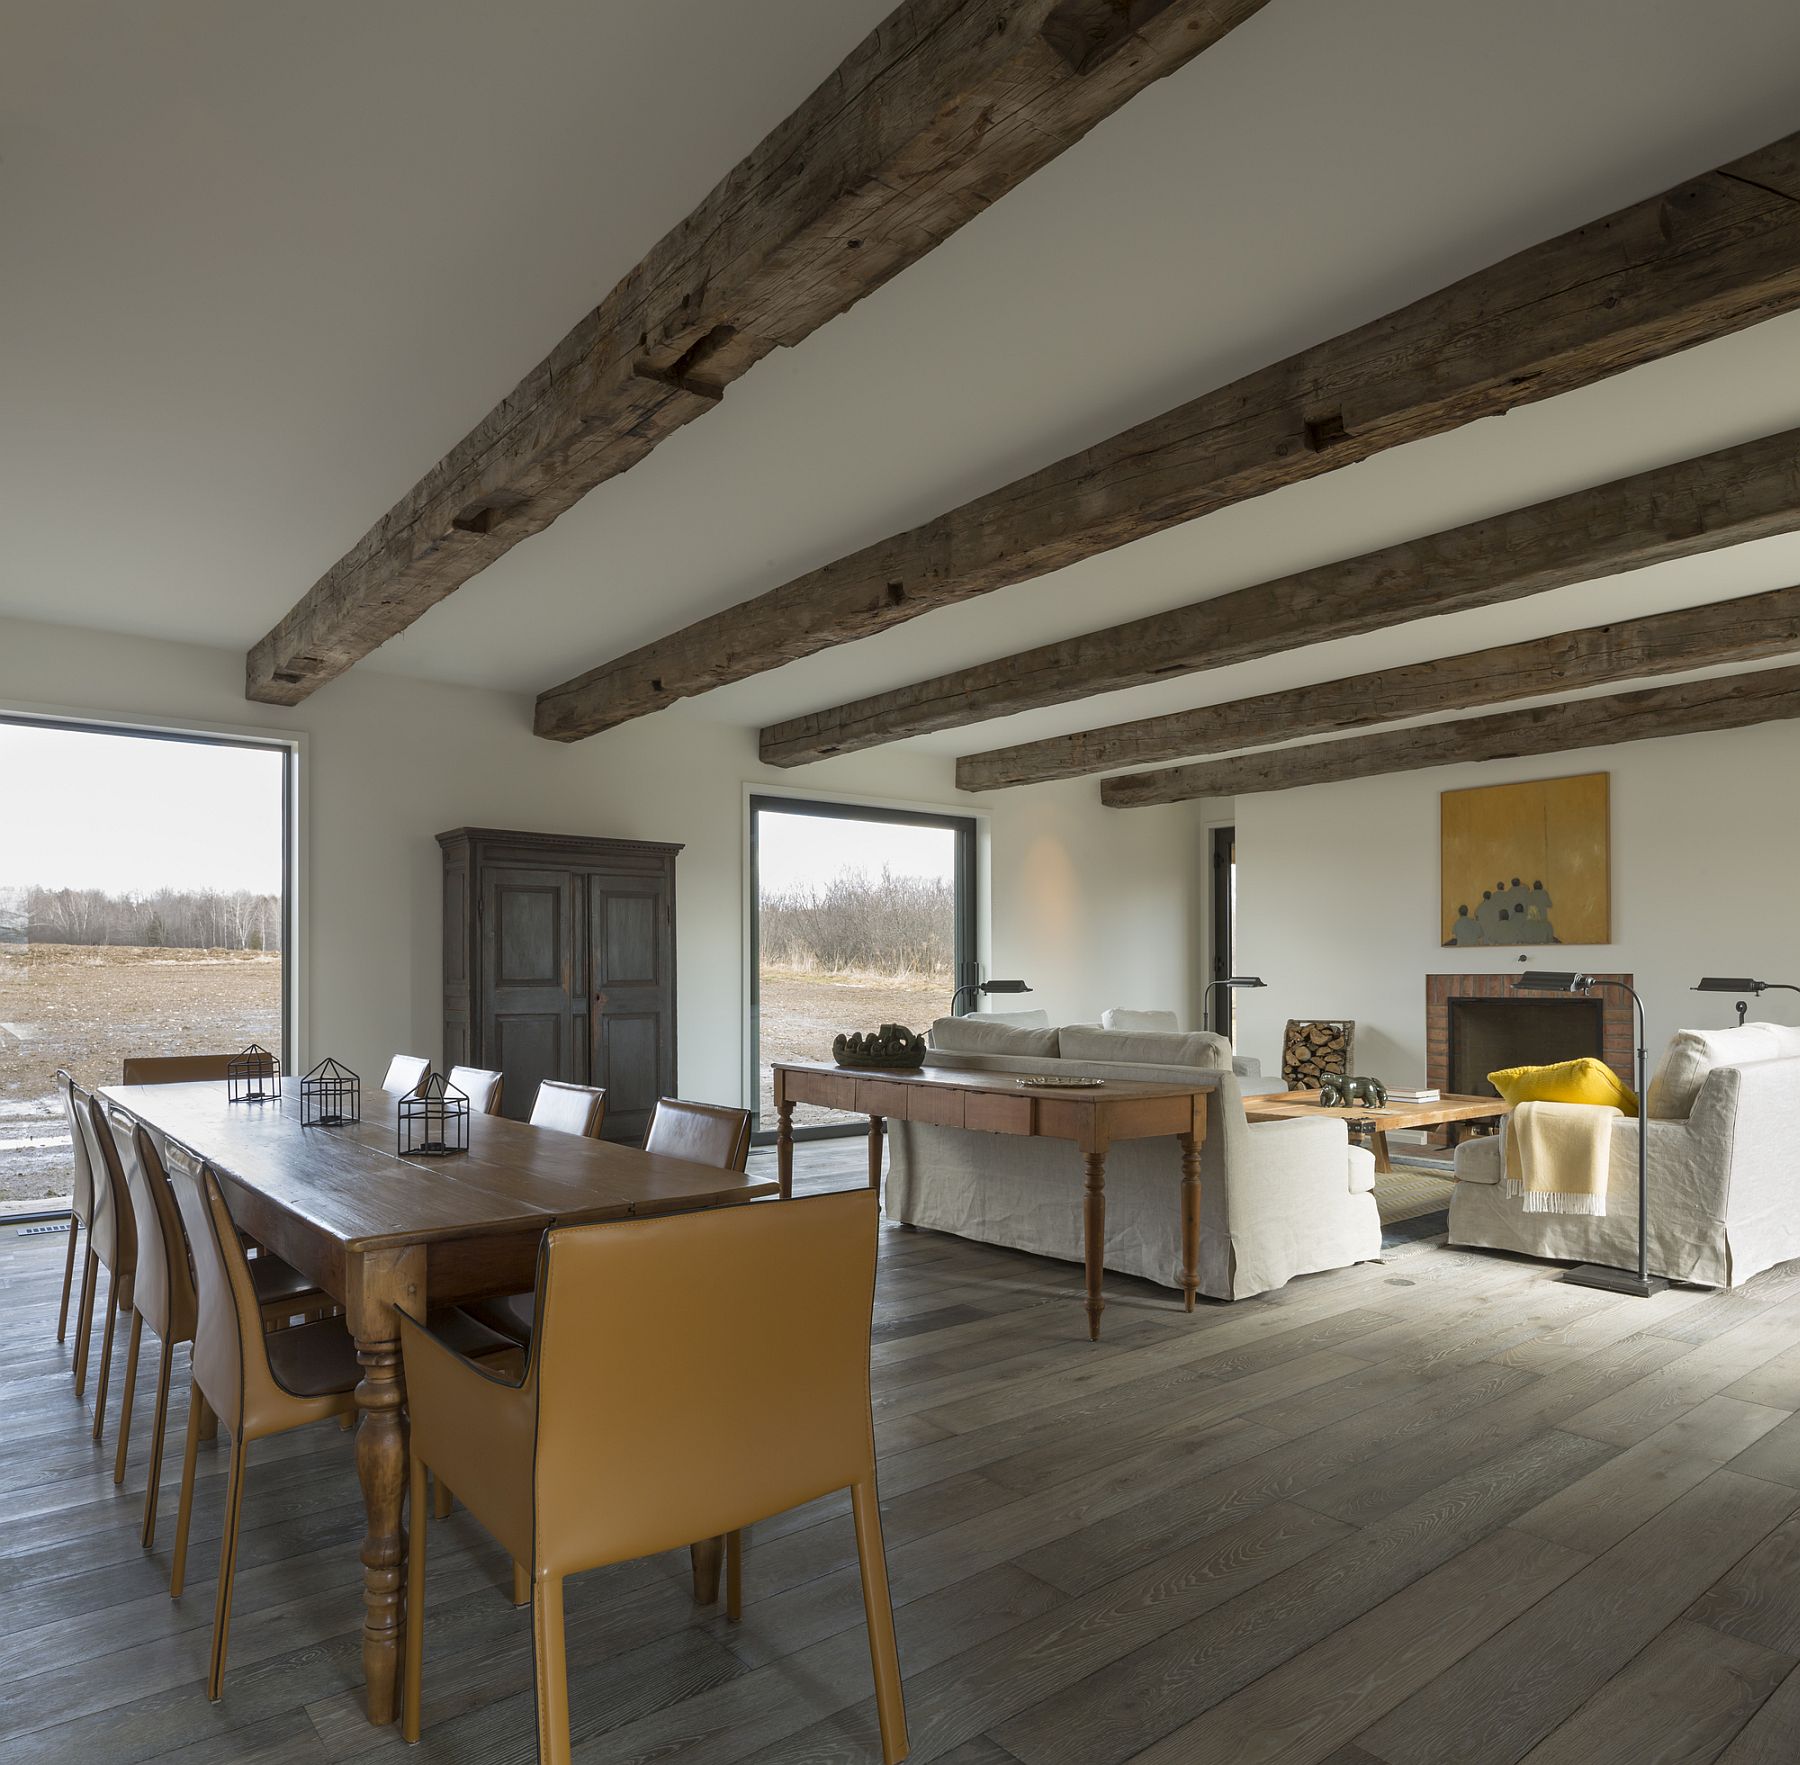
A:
300;1056;361;1127
227;1042;280;1105
397;1071;469;1156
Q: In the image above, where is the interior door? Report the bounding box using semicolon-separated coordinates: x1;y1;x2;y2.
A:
587;872;673;1144
479;867;579;1120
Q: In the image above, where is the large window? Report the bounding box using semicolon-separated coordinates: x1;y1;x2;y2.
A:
750;796;975;1135
0;717;293;1214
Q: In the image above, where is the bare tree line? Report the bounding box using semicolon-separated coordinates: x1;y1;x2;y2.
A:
12;885;283;951
760;869;952;978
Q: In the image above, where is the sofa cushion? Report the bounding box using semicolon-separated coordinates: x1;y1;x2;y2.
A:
1489;1057;1637;1113
1745;1021;1800;1056
981;1009;1050;1028
1059;1025;1231;1070
928;1016;1059;1058
1648;1024;1783;1119
1102;1008;1180;1032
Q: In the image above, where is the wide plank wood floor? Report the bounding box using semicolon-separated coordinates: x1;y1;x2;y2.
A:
5;1139;1800;1763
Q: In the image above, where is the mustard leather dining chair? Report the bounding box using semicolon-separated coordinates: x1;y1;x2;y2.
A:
382;1054;431;1095
463;1096;752;1350
528;1079;606;1138
400;1188;906;1765
105;1104;327;1544
71;1087;137;1443
54;1071;97;1363
163;1144;367;1701
448;1066;504;1115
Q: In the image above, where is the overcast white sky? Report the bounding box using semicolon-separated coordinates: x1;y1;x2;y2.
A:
757;808;955;896
0;723;284;894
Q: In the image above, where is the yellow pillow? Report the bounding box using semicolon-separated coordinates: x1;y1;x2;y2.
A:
1487;1057;1637;1112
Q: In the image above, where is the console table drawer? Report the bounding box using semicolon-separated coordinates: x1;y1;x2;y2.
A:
965;1092;1033;1136
857;1080;915;1119
906;1087;965;1129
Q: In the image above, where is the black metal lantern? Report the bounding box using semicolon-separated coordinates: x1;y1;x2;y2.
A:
300;1056;361;1127
397;1071;469;1157
227;1042;280;1105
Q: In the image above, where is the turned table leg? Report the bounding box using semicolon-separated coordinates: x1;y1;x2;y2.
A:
867;1115;884;1192
348;1247;423;1728
1083;1152;1107;1341
1179;1132;1201;1312
776;1099;795;1200
355;1334;407;1725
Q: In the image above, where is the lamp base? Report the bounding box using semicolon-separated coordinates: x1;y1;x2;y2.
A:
1560;1263;1669;1298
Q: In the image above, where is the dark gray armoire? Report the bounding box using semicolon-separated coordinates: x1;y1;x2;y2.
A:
438;828;681;1144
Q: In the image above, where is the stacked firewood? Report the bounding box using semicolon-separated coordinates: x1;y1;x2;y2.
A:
1282;1019;1355;1091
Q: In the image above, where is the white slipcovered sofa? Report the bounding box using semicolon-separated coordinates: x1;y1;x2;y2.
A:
884;1017;1381;1302
1449;1021;1800;1287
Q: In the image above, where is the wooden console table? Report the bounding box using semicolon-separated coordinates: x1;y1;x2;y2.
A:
771;1062;1214;1338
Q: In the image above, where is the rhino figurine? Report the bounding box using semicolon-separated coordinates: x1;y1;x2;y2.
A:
1319;1074;1388;1108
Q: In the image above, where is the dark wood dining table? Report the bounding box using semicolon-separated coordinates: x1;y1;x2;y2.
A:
99;1077;778;1727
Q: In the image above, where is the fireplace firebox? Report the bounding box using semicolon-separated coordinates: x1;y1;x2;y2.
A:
1426;972;1635;1099
1449;997;1604;1098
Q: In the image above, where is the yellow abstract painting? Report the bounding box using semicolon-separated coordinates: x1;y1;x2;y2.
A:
1440;773;1610;947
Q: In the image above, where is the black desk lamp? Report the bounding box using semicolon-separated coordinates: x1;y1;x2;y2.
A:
1203;975;1266;1036
1513;971;1665;1297
1693;977;1800;1028
949;978;1032;1017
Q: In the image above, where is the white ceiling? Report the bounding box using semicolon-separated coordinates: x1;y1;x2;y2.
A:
7;0;1800;778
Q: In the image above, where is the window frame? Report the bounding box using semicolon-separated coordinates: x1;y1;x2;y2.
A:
0;710;299;1220
748;792;977;1143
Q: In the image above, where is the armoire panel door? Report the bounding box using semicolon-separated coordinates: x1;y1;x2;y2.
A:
480;866;580;1120
587;875;673;1143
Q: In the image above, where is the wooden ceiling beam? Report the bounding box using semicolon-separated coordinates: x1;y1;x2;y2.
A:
1100;663;1800;805
957;581;1800;789
761;427;1800;766
245;0;1271;705
538;128;1800;742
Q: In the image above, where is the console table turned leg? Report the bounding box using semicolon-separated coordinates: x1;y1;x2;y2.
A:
1083;1153;1107;1341
1179;1132;1201;1312
867;1115;884;1192
776;1100;795;1200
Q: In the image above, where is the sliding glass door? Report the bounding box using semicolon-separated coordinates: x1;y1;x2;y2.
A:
750;796;975;1136
0;717;293;1215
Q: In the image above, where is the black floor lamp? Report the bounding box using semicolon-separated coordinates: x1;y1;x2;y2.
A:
1203;975;1266;1038
1513;970;1666;1298
1693;976;1800;1027
949;977;1032;1017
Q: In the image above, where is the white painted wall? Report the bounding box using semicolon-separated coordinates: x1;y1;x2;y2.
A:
0;614;1203;1104
1233;724;1800;1087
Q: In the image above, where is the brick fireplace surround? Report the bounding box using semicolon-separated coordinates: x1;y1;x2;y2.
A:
1426;972;1637;1096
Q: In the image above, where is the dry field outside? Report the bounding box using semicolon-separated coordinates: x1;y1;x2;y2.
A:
0;945;282;1205
757;963;947;1125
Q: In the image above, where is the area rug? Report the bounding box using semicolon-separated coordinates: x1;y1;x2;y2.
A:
1374;1166;1455;1248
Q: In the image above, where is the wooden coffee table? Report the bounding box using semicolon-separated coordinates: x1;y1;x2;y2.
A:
1242;1090;1511;1173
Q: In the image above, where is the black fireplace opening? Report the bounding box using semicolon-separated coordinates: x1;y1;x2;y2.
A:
1449;996;1605;1098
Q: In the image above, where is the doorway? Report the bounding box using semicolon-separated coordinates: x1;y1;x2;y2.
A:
750;797;975;1136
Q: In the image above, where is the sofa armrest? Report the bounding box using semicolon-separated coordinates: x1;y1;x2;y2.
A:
1233;1055;1262;1079
1453;1135;1503;1185
1240;1115;1361;1196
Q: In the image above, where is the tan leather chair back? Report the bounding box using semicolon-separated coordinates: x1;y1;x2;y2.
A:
642;1098;752;1172
108;1105;194;1345
529;1189;877;1572
122;1053;264;1086
448;1066;504;1116
529;1080;607;1138
56;1069;95;1227
383;1055;431;1095
165;1145;283;1438
76;1088;136;1279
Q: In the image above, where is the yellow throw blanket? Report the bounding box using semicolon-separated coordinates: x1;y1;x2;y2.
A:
1503;1100;1621;1216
